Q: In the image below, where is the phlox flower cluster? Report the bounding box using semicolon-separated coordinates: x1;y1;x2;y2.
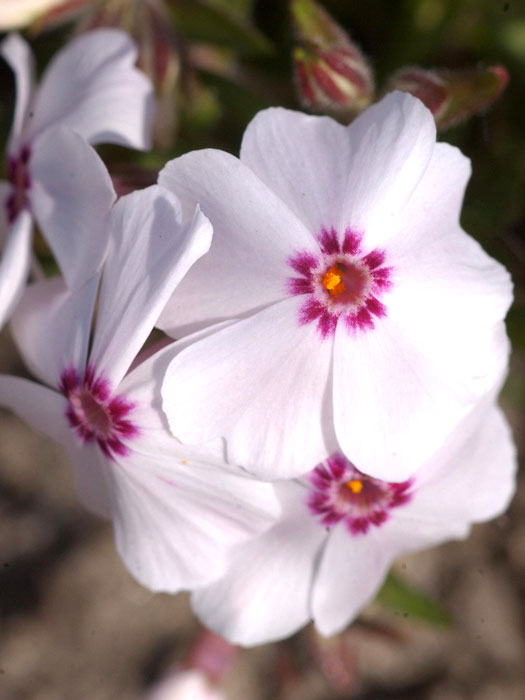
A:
0;29;517;647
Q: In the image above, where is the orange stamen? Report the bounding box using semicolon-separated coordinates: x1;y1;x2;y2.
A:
346;479;363;494
322;265;345;296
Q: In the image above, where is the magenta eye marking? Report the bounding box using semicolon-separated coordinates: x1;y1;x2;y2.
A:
5;145;31;223
60;365;139;460
287;227;393;338
308;452;412;535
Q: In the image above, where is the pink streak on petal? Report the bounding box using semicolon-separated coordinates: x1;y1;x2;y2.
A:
318;227;341;255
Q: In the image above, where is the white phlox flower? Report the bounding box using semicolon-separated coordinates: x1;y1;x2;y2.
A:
146;669;226;700
0;185;279;593
0;29;155;327
191;400;517;645
159;92;512;483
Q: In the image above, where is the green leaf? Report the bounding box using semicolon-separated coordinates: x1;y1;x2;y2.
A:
204;0;256;24
168;0;273;56
376;572;453;627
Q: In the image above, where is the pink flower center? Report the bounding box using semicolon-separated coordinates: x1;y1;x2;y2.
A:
5;146;31;224
287;227;393;338
308;453;412;535
59;365;139;460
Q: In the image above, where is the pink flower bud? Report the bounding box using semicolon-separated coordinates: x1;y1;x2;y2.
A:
291;0;374;117
386;64;509;129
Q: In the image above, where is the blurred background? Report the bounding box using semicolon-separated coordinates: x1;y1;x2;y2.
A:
0;0;524;697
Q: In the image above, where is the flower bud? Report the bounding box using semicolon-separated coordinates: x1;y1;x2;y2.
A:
291;0;374;118
291;0;352;50
386;65;509;130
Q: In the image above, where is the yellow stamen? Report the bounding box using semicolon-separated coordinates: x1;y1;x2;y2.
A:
346;479;363;494
182;459;188;465
322;265;345;296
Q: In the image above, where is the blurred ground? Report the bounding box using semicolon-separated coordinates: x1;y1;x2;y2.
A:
0;327;524;700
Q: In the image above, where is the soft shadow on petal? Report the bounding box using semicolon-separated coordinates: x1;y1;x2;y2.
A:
333;313;509;483
162;297;336;480
312;525;392;637
158;149;315;337
11;275;98;388
29;126;115;290
192;481;324;646
90;186;212;389
0;374;68;443
407;403;517;524
108;450;278;593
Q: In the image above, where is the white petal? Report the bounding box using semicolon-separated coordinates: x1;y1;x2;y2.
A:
0;374;68;443
192;482;324;646
241;94;436;252
120;344;280;528
386;142;512;327
148;670;225;700
330;141;510;483
0;209;32;329
118;338;225;465
385;141;471;254
240;107;354;236
163;297;336;480
68;443;112;519
311;525;393;637
89;186;212;389
108;448;279;593
158;149;314;337
333;314;510;482
28;126;115;289
10;276;97;387
0;2;63;31
408;403;517;524
337;92;436;249
25;29;154;148
0;373;112;518
0;33;34;151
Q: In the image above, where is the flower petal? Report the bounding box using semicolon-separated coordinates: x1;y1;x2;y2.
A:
311;525;393;636
241;93;436;251
158;149;314;337
333;312;509;482
108;448;279;593
162;297;336;480
89;186;212;389
408;403;517;524
386;142;512;327
0;208;32;329
336;92;436;249
0;373;112;518
0;374;67;443
192;482;324;646
385;141;471;255
240;107;355;235
0;33;34;152
25;28;154;148
331;136;512;482
29;126;116;289
10;276;98;387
